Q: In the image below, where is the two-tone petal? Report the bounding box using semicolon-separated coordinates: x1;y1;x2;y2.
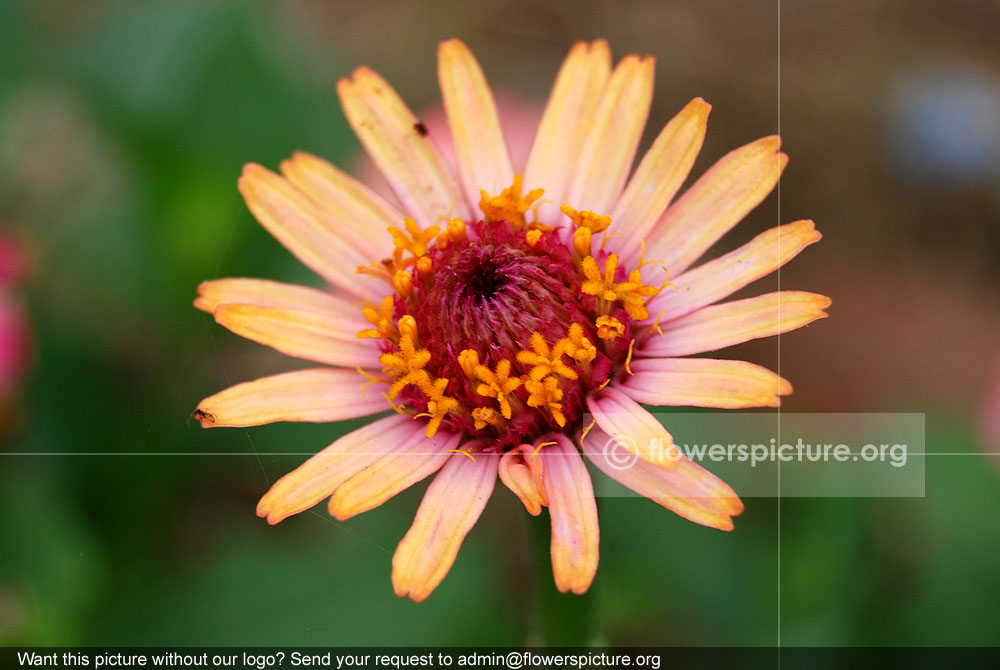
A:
392;451;499;602
583;427;743;531
640;291;831;357
195;368;386;428
540;436;599;594
256;414;426;525
618;358;792;409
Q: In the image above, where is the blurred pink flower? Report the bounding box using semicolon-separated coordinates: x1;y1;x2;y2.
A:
0;233;31;423
981;368;1000;472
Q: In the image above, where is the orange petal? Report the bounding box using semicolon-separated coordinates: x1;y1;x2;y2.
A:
641;291;831;357
612;98;710;262
583;426;743;531
586;387;679;471
279;151;402;258
337;66;468;229
194;277;352;315
238;164;372;298
523;40;611;227
540;436;599;594
565;54;655;217
498;444;547;516
256;414;425;525
327;430;461;520
438;39;514;208
646;136;787;276
618;358;793;409
213;304;377;368
392;451;498;602
194;367;386;428
644;220;822;324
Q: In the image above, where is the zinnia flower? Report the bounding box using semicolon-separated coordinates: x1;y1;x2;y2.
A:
195;39;829;601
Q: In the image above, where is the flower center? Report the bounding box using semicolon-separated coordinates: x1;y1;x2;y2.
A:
356;176;667;448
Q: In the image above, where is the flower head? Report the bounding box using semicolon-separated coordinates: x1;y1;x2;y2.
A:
195;38;830;601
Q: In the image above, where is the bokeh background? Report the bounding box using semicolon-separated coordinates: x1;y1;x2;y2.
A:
2;0;1000;646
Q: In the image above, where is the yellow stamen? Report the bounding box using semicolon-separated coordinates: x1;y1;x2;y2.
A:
417;377;458;437
458;349;481;378
624;338;636;375
447;218;466;242
580;419;597;444
445;448;477;463
357;367;390;396
532;440;557;458
581;253;660;321
641;310;669;340
415;255;433;278
472;406;501;430
382;392;415;416
357;295;397;340
379;334;432;399
560;204;611;233
516;332;578;382
479;174;544;230
596;315;625;341
397;315;419;343
564;323;597;363
524;375;566;427
388;217;439;259
392;269;414;297
525;229;543;248
474;359;522;419
572;227;592;256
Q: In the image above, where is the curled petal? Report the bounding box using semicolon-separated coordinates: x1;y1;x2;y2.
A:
392;451;498;602
498;444;547;516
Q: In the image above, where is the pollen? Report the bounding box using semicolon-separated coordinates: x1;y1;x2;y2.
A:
596;315;625;341
478;174;543;230
471;406;501;430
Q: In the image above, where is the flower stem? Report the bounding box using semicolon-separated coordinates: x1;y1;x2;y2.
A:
528;512;596;645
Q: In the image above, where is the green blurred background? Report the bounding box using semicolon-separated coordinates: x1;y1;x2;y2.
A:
2;0;999;646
